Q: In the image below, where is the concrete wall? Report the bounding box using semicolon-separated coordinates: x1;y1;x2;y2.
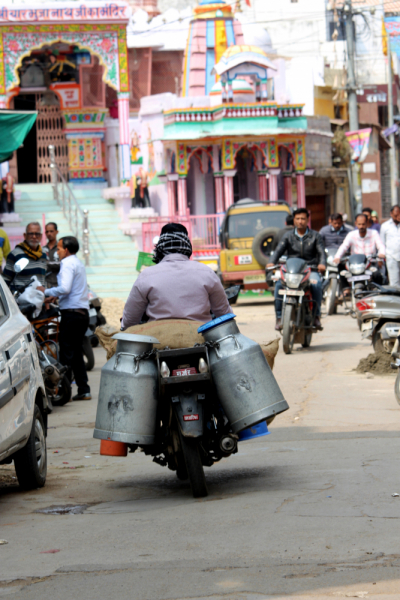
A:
306;116;333;169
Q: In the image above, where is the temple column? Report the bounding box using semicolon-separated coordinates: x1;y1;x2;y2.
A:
214;176;225;213
296;172;306;208
118;92;131;182
167;175;178;216
283;174;293;206
258;171;268;201
0;96;6;109
223;171;236;209
268;168;280;202
177;177;188;215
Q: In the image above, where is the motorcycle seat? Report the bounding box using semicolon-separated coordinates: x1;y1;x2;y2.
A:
374;284;400;296
33;306;60;320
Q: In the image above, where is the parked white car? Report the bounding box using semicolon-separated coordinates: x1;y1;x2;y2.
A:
0;274;50;489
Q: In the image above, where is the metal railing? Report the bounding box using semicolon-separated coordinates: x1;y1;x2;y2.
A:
49;145;90;266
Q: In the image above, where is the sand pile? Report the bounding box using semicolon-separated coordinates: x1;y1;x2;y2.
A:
356;351;395;376
100;297;125;330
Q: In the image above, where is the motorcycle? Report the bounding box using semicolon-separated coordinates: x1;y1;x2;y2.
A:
322;249;348;315
269;258;321;355
356;283;400;353
341;254;383;322
94;313;289;498
82;287;106;371
391;334;400;405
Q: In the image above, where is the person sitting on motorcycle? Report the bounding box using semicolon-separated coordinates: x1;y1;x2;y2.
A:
319;213;353;249
267;208;326;331
121;223;231;329
333;213;385;265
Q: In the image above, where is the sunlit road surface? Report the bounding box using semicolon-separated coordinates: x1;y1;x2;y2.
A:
0;298;399;600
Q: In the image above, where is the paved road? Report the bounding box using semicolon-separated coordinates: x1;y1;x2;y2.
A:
1;299;399;600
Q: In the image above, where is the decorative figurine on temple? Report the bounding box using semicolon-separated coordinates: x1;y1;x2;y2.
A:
130;167;150;208
47;51;78;83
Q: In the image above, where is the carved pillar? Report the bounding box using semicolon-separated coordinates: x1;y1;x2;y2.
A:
258;172;268;201
283;175;293;206
214;176;225;213
118;92;131;182
223;171;235;210
296;172;306;208
177;177;188;215
167;177;177;216
0;96;6;109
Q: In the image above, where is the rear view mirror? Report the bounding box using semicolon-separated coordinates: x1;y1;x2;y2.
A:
14;257;29;273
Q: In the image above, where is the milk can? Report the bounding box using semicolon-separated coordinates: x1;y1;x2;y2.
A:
93;333;159;446
198;314;289;433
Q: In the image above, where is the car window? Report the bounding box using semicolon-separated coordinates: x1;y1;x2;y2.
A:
228;211;287;239
0;286;9;326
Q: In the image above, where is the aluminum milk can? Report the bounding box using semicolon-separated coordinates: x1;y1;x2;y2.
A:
93;333;159;445
199;314;289;433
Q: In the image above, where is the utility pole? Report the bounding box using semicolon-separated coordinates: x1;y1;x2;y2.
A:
344;0;362;214
386;29;398;206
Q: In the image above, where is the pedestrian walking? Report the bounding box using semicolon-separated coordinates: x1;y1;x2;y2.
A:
2;222;47;287
363;207;381;232
380;205;400;286
43;221;60;288
0;221;11;274
39;236;91;401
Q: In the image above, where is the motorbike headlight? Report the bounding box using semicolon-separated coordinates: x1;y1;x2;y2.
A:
349;264;365;275
284;273;304;288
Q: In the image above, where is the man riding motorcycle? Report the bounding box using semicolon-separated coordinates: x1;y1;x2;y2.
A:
267;208;326;331
333;213;385;265
319;213;352;250
121;223;231;329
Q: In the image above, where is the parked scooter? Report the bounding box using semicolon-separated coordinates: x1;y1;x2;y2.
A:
356;283;400;353
94;314;289;498
268;258;321;354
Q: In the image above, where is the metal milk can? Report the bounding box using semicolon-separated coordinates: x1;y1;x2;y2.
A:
93;333;159;446
199;314;289;433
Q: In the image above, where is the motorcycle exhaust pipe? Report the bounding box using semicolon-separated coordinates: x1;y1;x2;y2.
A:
219;434;238;456
44;364;62;385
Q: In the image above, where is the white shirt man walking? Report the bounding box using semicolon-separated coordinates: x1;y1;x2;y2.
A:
38;236;91;401
380;206;400;286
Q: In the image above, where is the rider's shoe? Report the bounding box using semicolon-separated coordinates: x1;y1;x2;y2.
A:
275;319;282;331
314;316;323;330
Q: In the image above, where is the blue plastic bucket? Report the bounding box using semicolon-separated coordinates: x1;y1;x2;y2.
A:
238;421;270;442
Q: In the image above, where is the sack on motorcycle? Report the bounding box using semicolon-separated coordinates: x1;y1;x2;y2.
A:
96;321;279;370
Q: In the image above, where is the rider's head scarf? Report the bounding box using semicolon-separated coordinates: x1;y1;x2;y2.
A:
153;223;192;264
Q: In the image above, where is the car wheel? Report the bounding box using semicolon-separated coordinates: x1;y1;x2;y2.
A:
14;405;47;490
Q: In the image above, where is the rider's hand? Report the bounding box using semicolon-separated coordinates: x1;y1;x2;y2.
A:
378;254;385;259
333;258;340;265
36;286;45;293
317;264;326;274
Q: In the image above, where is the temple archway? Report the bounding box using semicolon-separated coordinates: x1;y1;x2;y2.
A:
233;146;258;202
186;149;215;214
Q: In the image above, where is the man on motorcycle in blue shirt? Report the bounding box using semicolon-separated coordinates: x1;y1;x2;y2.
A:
267;208;326;331
319;213;353;249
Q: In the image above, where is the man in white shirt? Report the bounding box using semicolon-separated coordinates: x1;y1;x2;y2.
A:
38;236;91;401
380;205;400;286
334;213;385;263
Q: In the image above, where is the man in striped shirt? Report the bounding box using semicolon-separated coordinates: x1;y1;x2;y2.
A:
334;213;385;263
2;222;48;289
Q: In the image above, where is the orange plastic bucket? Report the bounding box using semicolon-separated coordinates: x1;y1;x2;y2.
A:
100;439;128;457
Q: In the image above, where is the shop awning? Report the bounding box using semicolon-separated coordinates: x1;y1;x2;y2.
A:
0;109;38;163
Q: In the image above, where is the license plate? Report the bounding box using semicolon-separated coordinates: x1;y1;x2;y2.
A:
183;414;199;421
278;289;305;296
244;274;265;284
235;255;253;265
89;308;97;317
361;320;373;332
172;367;197;376
348;274;370;282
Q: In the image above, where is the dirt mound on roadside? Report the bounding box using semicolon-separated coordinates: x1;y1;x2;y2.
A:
356;351;395;376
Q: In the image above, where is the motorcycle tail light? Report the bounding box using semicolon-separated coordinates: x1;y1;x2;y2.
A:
356;299;376;311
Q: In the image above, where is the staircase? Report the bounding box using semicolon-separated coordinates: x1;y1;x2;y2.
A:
14;183;138;299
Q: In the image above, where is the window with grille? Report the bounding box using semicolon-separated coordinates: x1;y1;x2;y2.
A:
151;51;183;97
80;56;105;108
128;48;152;111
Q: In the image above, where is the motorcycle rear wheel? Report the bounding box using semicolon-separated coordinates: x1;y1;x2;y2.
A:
51;376;72;407
282;305;296;355
325;278;338;316
178;430;208;498
82;337;95;371
395;371;400;406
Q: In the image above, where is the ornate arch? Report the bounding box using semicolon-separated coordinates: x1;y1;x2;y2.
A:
187;146;214;174
1;24;128;94
278;143;296;173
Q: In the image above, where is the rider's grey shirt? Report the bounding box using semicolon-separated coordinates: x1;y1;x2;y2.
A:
121;254;231;329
